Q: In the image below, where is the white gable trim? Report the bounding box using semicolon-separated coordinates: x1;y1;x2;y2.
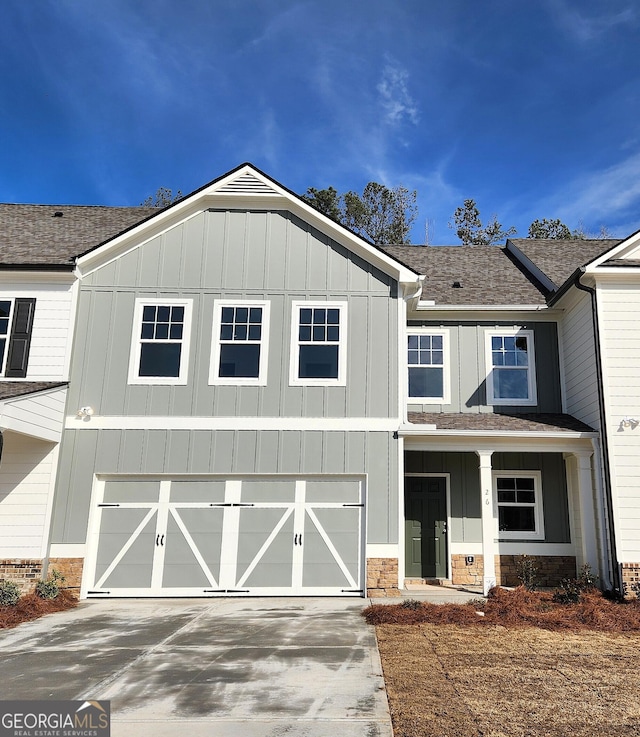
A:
584;231;640;270
75;164;419;283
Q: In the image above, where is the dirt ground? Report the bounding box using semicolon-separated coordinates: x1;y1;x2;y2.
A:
377;623;640;737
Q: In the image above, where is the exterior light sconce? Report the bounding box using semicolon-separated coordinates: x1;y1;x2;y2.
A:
77;406;94;419
619;417;639;431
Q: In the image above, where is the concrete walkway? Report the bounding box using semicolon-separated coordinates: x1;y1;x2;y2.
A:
0;598;392;737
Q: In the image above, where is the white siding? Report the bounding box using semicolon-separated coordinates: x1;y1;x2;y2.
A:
1;387;67;442
597;281;640;561
0;279;75;381
558;289;600;429
0;431;58;558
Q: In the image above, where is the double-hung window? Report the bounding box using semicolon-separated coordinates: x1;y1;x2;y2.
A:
0;298;36;379
485;329;537;405
129;299;192;384
210;301;270;385
290;301;347;385
494;472;544;540
407;331;448;401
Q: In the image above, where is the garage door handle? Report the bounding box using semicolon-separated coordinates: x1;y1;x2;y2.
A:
160;534;165;546
294;533;303;546
156;534;165;547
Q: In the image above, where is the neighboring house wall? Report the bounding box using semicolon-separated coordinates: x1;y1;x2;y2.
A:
406;320;562;414
596;279;640;570
0;277;76;382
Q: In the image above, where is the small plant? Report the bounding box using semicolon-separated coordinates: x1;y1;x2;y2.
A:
576;564;599;590
0;579;20;607
35;569;65;600
516;555;540;591
401;598;423;610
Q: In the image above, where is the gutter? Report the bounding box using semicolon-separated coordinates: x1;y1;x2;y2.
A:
574;270;621;594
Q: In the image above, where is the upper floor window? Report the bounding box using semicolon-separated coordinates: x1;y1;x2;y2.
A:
128;299;192;384
209;301;270;385
494;472;544;540
485;329;537;405
290;301;347;386
407;331;448;402
0;298;36;379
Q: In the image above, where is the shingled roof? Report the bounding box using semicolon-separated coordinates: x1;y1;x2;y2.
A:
380;245;549;305
507;239;621;290
0;381;68;401
0;204;156;268
408;411;595;433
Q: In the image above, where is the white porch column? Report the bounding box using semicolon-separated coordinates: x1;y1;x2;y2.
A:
573;450;599;572
477;450;496;595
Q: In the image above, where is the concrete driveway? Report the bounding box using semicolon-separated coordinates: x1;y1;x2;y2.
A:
0;597;392;736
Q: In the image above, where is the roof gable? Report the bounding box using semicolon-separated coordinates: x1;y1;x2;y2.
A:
75;163;420;283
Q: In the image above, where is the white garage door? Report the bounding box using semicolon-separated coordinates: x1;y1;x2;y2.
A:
83;476;364;597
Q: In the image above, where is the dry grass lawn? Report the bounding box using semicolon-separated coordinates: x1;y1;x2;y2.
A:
377;623;640;737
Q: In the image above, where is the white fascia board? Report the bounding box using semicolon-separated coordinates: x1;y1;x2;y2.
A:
415;303;552;311
0;271;76;285
398;425;597;439
410;305;562;323
588;269;640;280
76;163;419;283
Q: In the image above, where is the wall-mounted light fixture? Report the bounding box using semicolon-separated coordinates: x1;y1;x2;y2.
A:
619;416;639;431
76;406;94;419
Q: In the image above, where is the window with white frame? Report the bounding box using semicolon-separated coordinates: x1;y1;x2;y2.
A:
290;302;347;385
129;299;192;384
494;472;544;540
485;329;537;405
407;331;447;401
210;301;270;385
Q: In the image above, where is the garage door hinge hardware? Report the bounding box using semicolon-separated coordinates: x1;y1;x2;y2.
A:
342;503;364;507
203;589;250;593
87;590;110;594
98;503;121;507
342;589;364;593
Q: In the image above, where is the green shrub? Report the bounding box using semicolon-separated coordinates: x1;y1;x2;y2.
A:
553;565;600;605
0;579;20;606
35;569;65;600
516;555;540;591
400;598;423;610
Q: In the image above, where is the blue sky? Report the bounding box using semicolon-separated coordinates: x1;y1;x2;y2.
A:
2;0;640;243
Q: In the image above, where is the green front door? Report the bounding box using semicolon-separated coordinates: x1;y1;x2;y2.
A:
404;476;447;579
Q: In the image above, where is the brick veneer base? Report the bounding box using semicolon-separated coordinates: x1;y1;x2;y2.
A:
367;557;401;597
621;563;640;598
0;559;44;593
48;558;84;594
451;554;577;588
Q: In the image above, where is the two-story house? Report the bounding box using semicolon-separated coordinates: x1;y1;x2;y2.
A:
1;164;631;599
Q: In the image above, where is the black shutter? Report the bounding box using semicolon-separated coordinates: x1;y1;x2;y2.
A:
5;298;36;378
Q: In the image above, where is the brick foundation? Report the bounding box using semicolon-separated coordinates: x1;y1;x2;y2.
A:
621;563;640;598
451;554;577;588
47;558;84;594
0;559;44;593
366;557;401;597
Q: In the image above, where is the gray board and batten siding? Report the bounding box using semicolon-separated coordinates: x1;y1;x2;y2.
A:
405;451;570;544
74;209;399;419
407;320;562;414
51;208;401;550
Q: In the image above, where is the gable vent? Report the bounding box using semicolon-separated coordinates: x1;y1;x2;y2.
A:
217;173;278;195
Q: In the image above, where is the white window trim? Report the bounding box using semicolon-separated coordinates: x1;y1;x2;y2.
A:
0;299;15;376
209;300;270;386
493;470;545;541
485;328;537;406
128;298;193;385
406;328;449;403
289;301;348;387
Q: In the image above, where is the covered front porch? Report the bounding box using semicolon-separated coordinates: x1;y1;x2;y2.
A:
399;412;605;595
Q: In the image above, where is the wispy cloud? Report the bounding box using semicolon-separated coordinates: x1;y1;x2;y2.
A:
377;58;419;126
545;0;637;42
